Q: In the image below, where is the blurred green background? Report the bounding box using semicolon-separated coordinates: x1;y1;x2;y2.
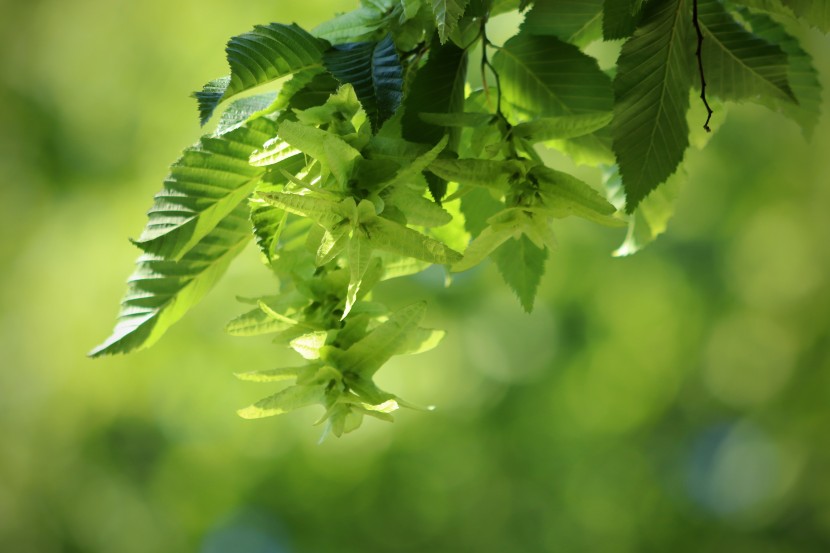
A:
2;1;830;551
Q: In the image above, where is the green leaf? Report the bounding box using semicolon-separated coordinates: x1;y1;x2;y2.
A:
604;164;682;256
522;0;604;46
452;222;518;272
490;235;547;312
603;0;644;40
333;302;428;376
492;32;613;119
346;234;374;317
226;292;309;337
323;35;404;131
364;216;463;264
698;0;795;102
313;0;396;43
90;204;251;356
427;158;526;191
237;384;327;419
259;192;347;230
780;0;830;31
277;120;363;187
401;38;468;200
510;112;614;142
530;165;620;224
612;0;694;212
131;118;276;260
740;8;823;137
418;112;495;127
430;0;471;43
194;23;329;125
234;364;316;382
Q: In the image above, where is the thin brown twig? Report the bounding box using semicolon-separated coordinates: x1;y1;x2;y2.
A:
693;0;713;132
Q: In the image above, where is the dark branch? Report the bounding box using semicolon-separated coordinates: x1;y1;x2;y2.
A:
693;0;713;132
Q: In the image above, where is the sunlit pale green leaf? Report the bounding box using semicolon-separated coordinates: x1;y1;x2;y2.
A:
511;112;613;143
132;118;276;260
491;235;547;312
90;204;251;356
333;302;428;376
237;384;327;419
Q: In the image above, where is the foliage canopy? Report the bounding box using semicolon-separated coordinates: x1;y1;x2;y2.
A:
92;0;827;437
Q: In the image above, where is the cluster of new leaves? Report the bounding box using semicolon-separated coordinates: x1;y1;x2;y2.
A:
92;0;826;436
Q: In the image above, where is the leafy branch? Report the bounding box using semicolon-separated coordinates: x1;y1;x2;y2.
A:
92;0;827;438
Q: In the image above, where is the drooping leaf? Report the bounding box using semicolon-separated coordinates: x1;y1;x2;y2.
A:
237;383;327;419
259;192;347;230
698;0;795;102
345;234;374;317
225;292;309;337
90;204;251;357
401;38;468;201
452;222;518;272
612;0;694;212
364;215;463;264
277;120;363;187
530;165;620;225
332;302;428;376
427;158;526;191
521;0;604;46
313;0;397;43
780;0;830;31
429;0;471;43
131;118;277;260
740;8;823;137
323;35;404;131
603;164;682;256
510;112;614;142
194;23;329;125
492;32;614;119
490;235;547;312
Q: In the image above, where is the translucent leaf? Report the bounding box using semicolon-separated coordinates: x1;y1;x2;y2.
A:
510;112;613;143
490;235;548;313
427;158;526;191
364;216;463;264
237;384;327;419
612;0;693;212
741;8;823;137
249;200;285;260
234;364;317;383
90;204;250;356
225;292;308;337
334;302;428;377
452;222;518;272
698;0;795;102
290;331;330;360
313;0;396;43
429;0;471;43
604;165;683;257
345;235;373;318
521;0;603;46
781;0;830;31
277;120;362;186
132;118;276;260
194;24;328;125
530;165;621;225
258;192;346;230
492;32;613;119
323;34;404;131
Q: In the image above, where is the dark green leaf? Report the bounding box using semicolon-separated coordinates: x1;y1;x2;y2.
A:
612;0;694;212
430;0;471;43
323;35;404;131
492;32;613;119
698;0;795;102
194;23;328;125
522;0;604;46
